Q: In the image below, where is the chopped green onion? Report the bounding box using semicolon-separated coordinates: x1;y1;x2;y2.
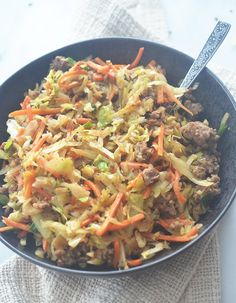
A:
218;112;229;136
84;121;94;129
80;64;90;71
4;139;13;152
79;197;89;203
66;57;77;66
97;161;109;172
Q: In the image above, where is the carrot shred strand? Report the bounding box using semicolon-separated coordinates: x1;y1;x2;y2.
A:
129;47;144;69
113;239;120;268
84;180;101;198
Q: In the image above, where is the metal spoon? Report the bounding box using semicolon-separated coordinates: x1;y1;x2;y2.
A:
180;21;231;88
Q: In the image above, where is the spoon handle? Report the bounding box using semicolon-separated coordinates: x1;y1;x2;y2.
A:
180;21;231;88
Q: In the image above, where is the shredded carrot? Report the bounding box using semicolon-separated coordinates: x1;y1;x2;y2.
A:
32;119;46;145
157;226;198;242
23;170;36;199
42;239;49;252
84;180;101;198
120;162;149;170
104;213;145;233
58;71;87;90
127;258;142;267
32;134;49;152
113;239;120;268
0;226;15;233
158;218;193;230
96;193;125;236
143;186;152;199
54;96;71;104
94;57;106;66
107;71;116;83
97;213;145;236
108;83;116;102
17;128;25;137
80;214;100;228
87;61;110;75
74;101;81;109
77;117;92;124
9;108;61;117
129;47;144;69
93;73;104;82
21;96;31;109
2;217;30;232
157;85;164;103
109;192;125;217
171;170;187;204
26;106;33;121
127;173;142;190
157;124;164;156
163;86;193;116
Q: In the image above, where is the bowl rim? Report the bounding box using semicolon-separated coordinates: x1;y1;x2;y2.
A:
0;37;236;277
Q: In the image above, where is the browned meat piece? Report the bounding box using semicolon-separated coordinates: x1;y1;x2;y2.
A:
183;100;203;116
190;202;206;221
143;167;159;185
33;200;50;210
181;121;219;150
147;108;165;127
156;198;177;218
57;242;89;267
134;142;153;163
204;174;220;196
191;153;220;179
141;88;156;100
50;56;71;72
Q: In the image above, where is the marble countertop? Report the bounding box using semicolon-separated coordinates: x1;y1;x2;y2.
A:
0;1;235;302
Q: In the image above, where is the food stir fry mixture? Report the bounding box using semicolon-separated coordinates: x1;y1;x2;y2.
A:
0;48;224;269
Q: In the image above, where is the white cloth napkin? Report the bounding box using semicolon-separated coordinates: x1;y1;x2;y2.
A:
1;0;235;302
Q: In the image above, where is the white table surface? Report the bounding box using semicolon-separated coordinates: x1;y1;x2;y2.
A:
0;1;236;302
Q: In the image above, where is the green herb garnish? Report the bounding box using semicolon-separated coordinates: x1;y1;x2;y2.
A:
218;112;229;136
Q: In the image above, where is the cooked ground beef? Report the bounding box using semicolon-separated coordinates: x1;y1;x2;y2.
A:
141;87;156;100
191;153;220;179
181;121;219;150
96;247;114;266
57;242;89;267
156;197;177;218
147;108;165;127
134;142;153;163
190;201;206;221
183;100;203;116
50;56;71;72
143;167;159;185
204;174;220;196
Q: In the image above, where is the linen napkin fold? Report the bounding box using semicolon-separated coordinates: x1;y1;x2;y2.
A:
1;0;234;302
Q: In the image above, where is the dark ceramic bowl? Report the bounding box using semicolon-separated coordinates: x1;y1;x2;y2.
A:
0;38;236;276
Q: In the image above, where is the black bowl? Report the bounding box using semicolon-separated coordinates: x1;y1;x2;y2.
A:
0;38;236;276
